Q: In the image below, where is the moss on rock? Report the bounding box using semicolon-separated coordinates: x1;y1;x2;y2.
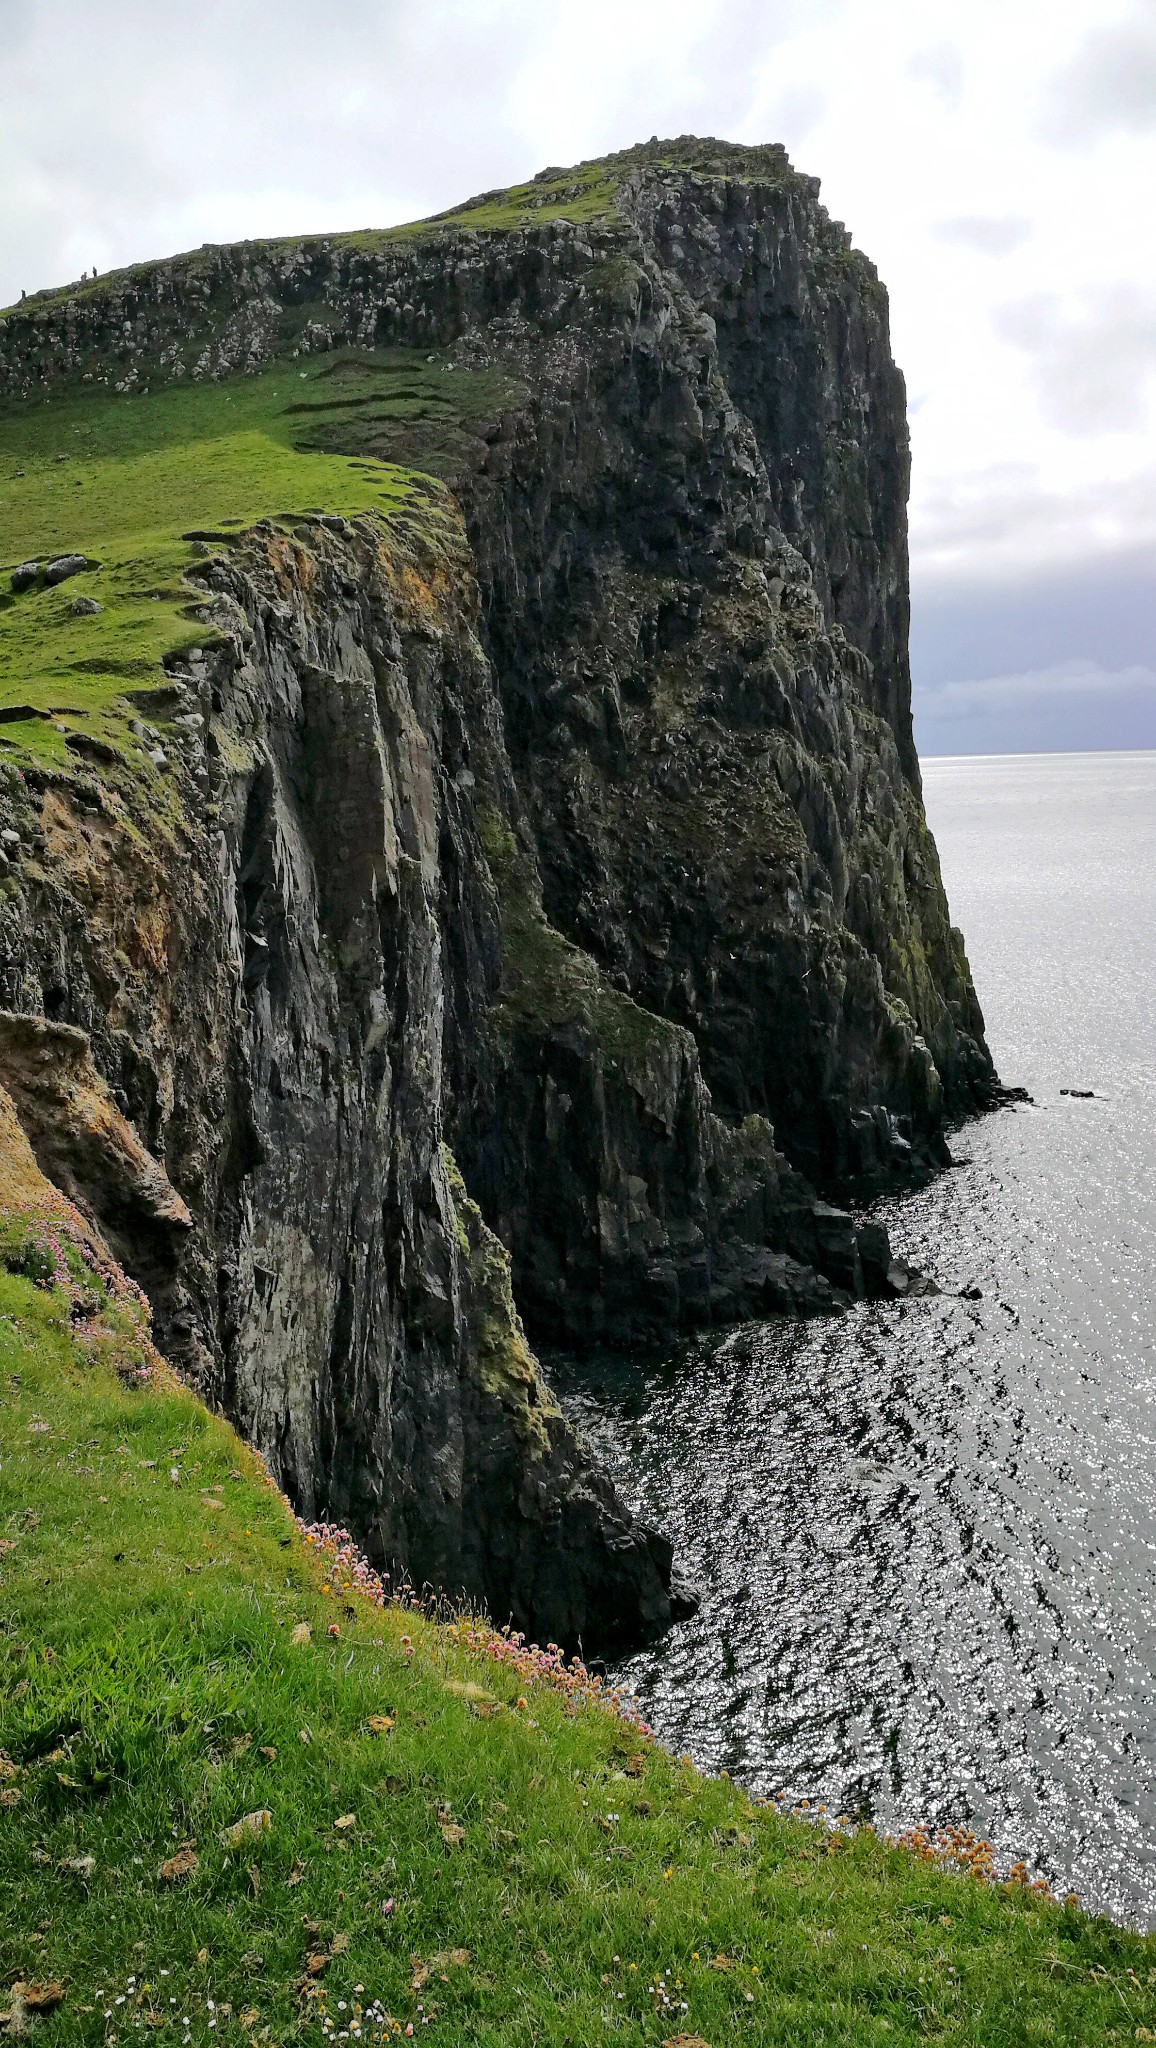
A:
443;1145;560;1459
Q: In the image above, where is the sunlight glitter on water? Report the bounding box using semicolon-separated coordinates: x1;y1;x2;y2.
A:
554;752;1156;1924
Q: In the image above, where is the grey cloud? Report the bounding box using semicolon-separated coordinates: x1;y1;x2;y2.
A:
995;288;1156;435
912;548;1156;686
932;215;1031;256
1044;2;1156;143
911;554;1156;754
914;659;1156;755
923;658;1156;714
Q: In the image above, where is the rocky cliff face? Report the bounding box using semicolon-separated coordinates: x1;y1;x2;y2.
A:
0;514;685;1654
0;137;998;1647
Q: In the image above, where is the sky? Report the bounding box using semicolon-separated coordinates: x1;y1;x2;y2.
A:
1;0;1153;755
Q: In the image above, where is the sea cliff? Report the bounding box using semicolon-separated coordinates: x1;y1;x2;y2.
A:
0;137;997;1649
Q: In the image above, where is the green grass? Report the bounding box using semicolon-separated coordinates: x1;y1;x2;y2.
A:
335;166;618;245
4;1258;1156;2044
0;351;500;776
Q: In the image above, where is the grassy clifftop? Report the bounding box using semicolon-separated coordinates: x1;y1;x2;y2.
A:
0;141;811;326
0;165;619;326
1;1094;1154;2044
0;350;508;776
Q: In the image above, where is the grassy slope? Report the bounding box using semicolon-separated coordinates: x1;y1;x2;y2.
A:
2;1162;1155;2045
2;142;820;327
354;166;618;244
0;136;825;774
0;352;502;774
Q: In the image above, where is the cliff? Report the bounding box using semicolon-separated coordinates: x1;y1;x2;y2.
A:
0;137;997;1648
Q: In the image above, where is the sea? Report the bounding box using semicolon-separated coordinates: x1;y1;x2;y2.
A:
554;750;1156;1926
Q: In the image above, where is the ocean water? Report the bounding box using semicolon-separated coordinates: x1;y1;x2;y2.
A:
555;751;1156;1924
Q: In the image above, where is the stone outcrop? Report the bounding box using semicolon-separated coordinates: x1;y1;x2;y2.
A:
0;137;999;1646
0;1007;192;1311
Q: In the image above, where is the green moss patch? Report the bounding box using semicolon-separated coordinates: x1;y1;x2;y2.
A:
362;165;618;242
287;351;519;482
481;814;686;1082
443;1148;560;1455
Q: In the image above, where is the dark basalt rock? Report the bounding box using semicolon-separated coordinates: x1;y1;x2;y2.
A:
0;515;687;1654
0;136;1002;1652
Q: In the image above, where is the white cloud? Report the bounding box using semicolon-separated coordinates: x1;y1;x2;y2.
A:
906;43;965;109
0;0;544;300
761;84;828;150
1045;1;1156;141
933;216;1032;256
996;287;1156;435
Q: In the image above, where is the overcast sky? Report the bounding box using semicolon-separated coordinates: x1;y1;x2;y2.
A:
2;0;1153;754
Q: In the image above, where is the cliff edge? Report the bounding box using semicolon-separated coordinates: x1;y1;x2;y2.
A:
0;137;998;1647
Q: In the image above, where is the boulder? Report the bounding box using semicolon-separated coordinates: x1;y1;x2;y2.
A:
68;595;104;616
10;560;39;593
44;554;89;585
857;1220;894;1296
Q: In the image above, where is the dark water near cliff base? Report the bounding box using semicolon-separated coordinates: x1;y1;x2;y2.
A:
555;751;1156;1926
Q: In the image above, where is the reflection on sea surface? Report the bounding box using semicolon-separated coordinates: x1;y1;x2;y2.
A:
553;752;1156;1923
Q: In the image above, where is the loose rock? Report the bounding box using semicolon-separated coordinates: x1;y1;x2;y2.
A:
44;554;89;585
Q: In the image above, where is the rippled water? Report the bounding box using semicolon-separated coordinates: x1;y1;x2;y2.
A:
555;751;1156;1924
